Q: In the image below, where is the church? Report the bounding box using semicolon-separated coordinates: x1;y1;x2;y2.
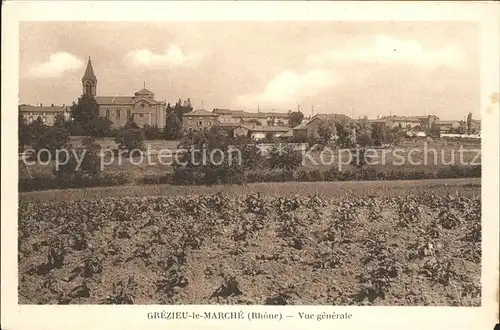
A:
81;57;167;128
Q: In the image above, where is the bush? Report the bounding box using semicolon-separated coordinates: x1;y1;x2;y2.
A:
142;124;161;140
31;125;70;161
137;174;173;185
115;125;144;153
267;144;303;172
19;173;129;192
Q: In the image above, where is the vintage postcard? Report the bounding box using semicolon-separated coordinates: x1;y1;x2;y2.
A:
1;1;499;330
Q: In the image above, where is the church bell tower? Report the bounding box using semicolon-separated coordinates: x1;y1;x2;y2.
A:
82;57;97;97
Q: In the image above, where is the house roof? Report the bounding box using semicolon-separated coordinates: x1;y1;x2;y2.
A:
184;109;218;117
213;108;246;115
238;125;291;133
280;130;294;137
439;120;460;125
380;116;422;123
259;112;290;118
293;122;307;130
415;115;439;119
238;112;268;118
369;119;388;124
215;122;240;127
19;105;69;113
310;113;352;124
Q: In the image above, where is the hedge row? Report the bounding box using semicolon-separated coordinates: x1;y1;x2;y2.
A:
19;173;129;193
138;165;481;186
19;165;481;193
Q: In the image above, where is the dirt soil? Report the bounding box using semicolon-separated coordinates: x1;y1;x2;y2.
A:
18;187;481;306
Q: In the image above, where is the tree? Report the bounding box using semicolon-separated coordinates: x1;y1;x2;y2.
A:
70;94;114;137
55;137;102;183
371;124;384;146
18;113;32;151
173;98;193;121
467;112;472;135
288;111;304;128
32;124;70;161
71;94;99;123
115;124;144;152
142;124;161;140
53;113;66;127
124;119;139;130
357;133;373;147
172;128;244;185
455;124;466;135
354;117;373;146
317;122;334;146
268;144;303;172
264;131;276;143
243;119;262;126
164;111;182;140
86;117;113;137
428;123;440;138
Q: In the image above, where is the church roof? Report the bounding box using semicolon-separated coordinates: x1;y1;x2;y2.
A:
96;96;134;105
82;57;96;82
95;96;161;105
135;88;154;95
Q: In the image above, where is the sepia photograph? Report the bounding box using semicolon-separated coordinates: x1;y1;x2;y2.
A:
2;1;499;330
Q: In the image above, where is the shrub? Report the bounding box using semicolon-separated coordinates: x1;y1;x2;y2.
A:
31;125;70;161
19;173;129;192
142;124;161;140
137;174;173;185
115;125;145;153
267;144;303;172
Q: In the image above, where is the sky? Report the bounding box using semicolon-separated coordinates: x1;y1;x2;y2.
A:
19;21;480;120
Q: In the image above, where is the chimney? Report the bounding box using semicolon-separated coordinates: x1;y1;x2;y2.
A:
40;103;42;107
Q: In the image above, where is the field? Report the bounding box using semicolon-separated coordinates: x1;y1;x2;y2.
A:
18;180;481;305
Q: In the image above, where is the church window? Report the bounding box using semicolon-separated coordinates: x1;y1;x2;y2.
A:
105;109;110;119
116;109;121;120
85;83;93;96
140;103;145;108
127;109;132;119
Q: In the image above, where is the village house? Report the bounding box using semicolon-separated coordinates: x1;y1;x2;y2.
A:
212;108;246;124
380;115;439;130
182;109;219;132
212;108;291;126
438;120;461;133
303;113;352;139
233;124;291;140
19;104;71;125
81;57;167;128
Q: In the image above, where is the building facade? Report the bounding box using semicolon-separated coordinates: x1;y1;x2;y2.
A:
380;115;440;130
233;124;291;140
212;108;291;126
182;109;219;132
19;104;71;125
81;57;167;128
